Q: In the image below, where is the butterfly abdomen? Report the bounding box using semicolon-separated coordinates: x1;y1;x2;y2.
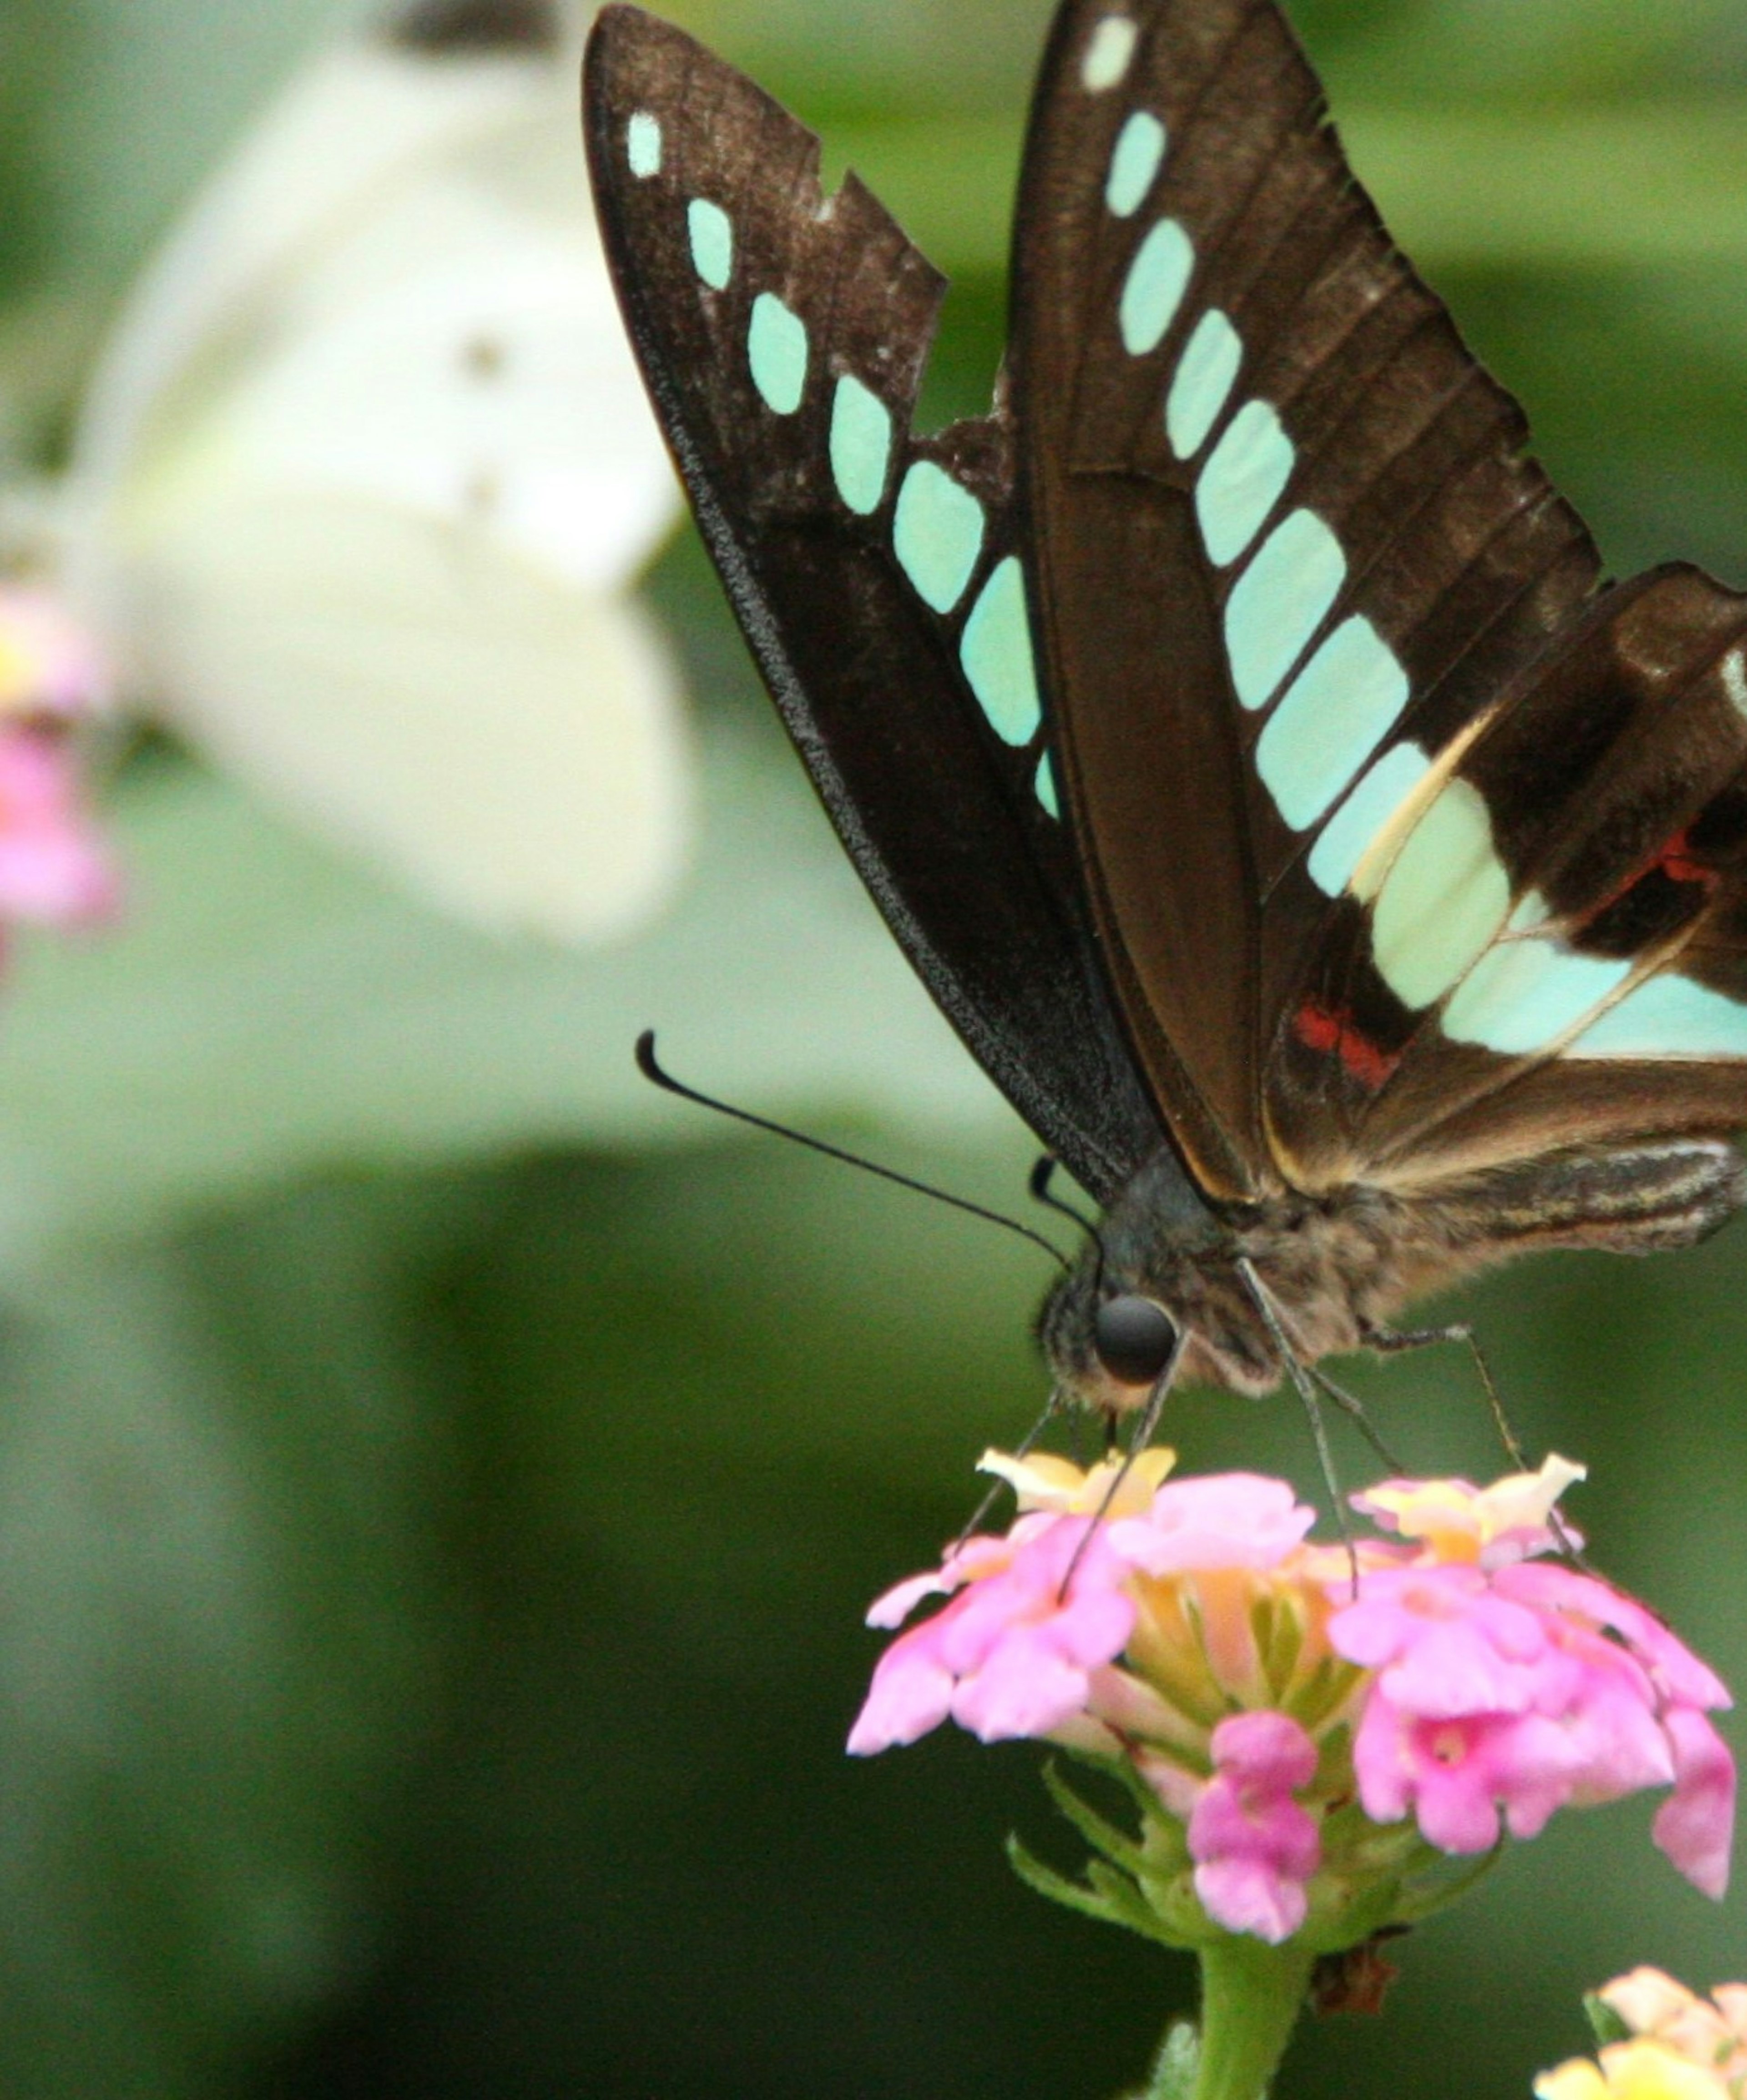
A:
1399;1140;1746;1266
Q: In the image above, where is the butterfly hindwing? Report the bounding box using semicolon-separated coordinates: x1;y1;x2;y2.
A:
1274;563;1747;1189
584;7;1165;1198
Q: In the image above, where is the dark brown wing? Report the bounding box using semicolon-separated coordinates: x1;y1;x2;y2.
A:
585;7;1165;1199
1010;0;1605;1201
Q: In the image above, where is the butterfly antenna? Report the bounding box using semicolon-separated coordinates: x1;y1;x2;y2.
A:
1028;1156;1107;1289
636;1032;1071;1272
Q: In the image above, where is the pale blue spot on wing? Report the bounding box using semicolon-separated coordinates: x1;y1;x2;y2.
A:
1572;973;1747;1059
1197;400;1293;565
1081;15;1138;90
893;461;985;615
1106;112;1167;217
1725;648;1747;718
1372;778;1510;1010
1255;617;1409;831
747;292;808;414
960;558;1041;745
1224;509;1345;712
627;111;661;178
830;376;891;515
1508;889;1553;933
1167;310;1242;461
1443;940;1631;1055
687;199;733;290
1119;220;1193;356
1307;741;1431;898
1035;752;1061;818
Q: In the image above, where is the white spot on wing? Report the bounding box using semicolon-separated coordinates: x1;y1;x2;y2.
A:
626;111;661;179
1081;15;1138;91
1724;647;1747;718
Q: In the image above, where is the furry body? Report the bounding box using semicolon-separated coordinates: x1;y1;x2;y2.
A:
1039;1139;1746;1407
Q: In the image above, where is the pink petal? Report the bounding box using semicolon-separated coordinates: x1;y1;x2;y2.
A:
866;1568;951;1630
1187;1709;1322;1941
1351;1698;1579;1853
952;1627;1098;1741
0;732;116;925
1504;1564;1732;1713
847;1640;954;1754
1194;1855;1309;1944
1108;1473;1317;1574
1208;1709;1320;1793
1329;1567;1558;1717
1654;1707;1736;1899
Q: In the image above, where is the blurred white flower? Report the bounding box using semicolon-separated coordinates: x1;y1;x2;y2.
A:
58;0;689;944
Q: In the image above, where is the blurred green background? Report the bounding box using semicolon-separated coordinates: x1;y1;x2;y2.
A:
3;0;1747;2094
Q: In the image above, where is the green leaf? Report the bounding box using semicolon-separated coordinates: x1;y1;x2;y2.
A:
1007;1834;1185;1951
1042;1759;1149;1878
1006;1832;1128;1927
1583;1992;1634;2048
1130;2021;1201;2100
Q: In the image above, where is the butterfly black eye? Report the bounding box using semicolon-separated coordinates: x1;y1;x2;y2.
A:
1093;1295;1177;1388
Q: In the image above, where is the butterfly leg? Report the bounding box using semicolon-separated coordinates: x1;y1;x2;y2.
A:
1237;1259;1358;1582
1307;1364;1405;1476
1360;1319;1528;1471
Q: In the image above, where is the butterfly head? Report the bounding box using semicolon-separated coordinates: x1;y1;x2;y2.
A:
1090;1292;1178;1388
1035;1149;1277;1409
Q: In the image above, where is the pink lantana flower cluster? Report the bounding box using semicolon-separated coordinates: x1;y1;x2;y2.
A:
1538;1968;1747;2099
849;1451;1733;1954
0;584;115;936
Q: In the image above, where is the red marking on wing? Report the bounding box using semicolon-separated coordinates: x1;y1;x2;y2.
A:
1293;999;1399;1091
1578;826;1718;929
1656;829;1713;887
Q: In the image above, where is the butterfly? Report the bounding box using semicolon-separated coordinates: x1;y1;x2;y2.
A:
585;0;1747;1423
58;0;685;945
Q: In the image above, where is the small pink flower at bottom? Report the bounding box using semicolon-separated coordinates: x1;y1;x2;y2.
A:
1535;2038;1732;2099
1538;1968;1747;2099
1331;1555;1734;1895
850;1450;1733;1955
1187;1712;1322;1944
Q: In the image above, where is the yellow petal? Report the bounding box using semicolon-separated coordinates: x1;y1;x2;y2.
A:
978;1445;1176;1516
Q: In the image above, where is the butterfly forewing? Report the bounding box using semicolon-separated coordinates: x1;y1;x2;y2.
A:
585;7;1165;1198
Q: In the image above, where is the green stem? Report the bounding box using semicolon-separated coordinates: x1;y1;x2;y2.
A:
1190;1938;1315;2100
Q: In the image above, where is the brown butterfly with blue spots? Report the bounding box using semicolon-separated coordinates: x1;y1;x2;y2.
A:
586;0;1747;1428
